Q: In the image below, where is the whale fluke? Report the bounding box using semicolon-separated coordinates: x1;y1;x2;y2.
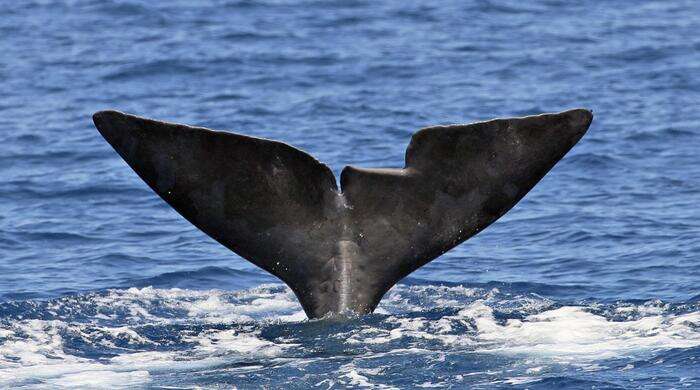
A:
93;109;592;318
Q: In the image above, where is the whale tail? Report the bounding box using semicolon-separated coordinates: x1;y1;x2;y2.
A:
93;109;592;318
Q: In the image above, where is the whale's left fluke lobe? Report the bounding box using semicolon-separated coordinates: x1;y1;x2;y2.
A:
93;109;592;318
93;110;345;317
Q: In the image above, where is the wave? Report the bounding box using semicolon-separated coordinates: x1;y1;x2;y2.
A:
102;60;204;82
124;266;276;290
624;126;696;142
563;152;621;170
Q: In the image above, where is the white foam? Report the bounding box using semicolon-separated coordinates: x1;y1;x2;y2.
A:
462;301;700;361
0;319;152;388
0;286;300;388
352;286;700;365
189;328;286;356
338;363;398;389
49;370;150;389
2;284;699;387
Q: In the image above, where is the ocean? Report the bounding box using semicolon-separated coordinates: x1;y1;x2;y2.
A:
1;0;699;388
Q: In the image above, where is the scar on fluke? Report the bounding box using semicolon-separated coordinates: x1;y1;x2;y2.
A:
93;108;592;318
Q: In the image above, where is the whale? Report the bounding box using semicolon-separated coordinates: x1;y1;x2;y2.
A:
93;108;592;319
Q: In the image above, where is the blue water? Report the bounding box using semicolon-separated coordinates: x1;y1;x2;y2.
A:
1;0;699;388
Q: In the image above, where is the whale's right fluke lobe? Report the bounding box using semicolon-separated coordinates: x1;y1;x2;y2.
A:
93;109;592;318
340;109;593;304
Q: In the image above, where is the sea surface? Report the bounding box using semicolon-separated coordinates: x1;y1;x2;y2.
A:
1;1;699;388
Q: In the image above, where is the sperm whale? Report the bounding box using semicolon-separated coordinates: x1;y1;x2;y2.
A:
92;108;592;318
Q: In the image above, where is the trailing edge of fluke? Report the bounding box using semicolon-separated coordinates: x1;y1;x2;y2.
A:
93;108;593;319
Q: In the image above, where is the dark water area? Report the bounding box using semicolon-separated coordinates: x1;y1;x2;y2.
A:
1;0;699;388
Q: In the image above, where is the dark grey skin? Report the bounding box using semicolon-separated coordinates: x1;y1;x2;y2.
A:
93;109;592;319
